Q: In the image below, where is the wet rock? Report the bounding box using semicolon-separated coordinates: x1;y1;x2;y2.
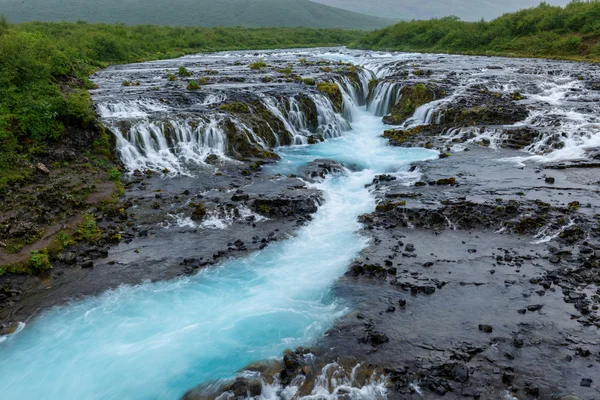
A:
478;324;493;333
302;159;345;179
36;163;50;175
580;378;592;387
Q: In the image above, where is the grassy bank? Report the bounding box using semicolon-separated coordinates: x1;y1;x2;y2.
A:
0;20;364;188
350;1;600;62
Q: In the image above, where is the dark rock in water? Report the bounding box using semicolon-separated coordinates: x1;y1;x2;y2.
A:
478;324;493;333
231;193;250;202
368;332;389;346
527;304;543;312
386;306;396;313
252;196;319;218
502;368;515;384
405;244;415;252
398;299;407;307
580;378;593;387
189;203;207;221
80;261;94;269
204;154;219;164
545;176;556;184
302;159;345;179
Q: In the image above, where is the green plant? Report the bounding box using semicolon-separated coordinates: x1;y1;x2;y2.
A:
249;59;268;70
178;66;192;77
29;251;52;272
186;81;201;90
107;167;121;182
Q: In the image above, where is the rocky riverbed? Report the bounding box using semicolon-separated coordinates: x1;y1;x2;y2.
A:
1;48;599;400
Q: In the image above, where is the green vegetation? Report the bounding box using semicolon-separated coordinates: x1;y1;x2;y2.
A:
0;20;364;187
186;81;201;90
178;66;192;77
0;0;394;30
352;1;600;61
249;60;269;70
316;82;343;111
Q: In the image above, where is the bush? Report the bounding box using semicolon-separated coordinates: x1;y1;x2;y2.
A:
29;251;52;272
186;81;201;90
178;66;192;77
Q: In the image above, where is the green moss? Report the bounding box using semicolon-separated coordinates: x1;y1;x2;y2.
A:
375;200;406;212
303;78;316;86
167;73;178;81
219;101;250;114
436;177;457;185
316;82;342;111
383;84;439;125
258;204;271;215
382;125;427;144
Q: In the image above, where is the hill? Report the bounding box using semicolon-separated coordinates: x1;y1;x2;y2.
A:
351;1;600;60
0;0;395;29
312;0;570;21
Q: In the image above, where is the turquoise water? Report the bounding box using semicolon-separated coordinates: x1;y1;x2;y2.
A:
0;106;436;399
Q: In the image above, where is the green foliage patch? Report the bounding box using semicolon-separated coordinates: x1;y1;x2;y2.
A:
352;1;600;61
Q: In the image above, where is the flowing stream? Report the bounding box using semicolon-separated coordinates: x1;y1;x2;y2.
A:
0;52;436;399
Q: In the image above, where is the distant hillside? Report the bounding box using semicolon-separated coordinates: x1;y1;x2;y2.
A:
312;0;570;21
351;1;600;61
0;0;395;29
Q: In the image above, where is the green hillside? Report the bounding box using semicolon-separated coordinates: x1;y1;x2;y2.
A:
312;0;570;22
351;1;600;60
0;0;395;29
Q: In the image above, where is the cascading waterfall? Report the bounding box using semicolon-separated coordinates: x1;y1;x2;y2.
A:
0;51;438;400
367;81;402;117
112;117;227;174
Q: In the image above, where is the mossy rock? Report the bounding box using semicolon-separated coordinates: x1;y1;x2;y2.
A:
295;93;319;132
436;177;456;185
383;84;443;125
382;125;428;145
375;200;406;212
189;203;207;221
219;102;251;114
316;82;342;111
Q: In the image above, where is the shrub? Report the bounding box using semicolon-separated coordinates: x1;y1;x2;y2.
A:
178;66;192;77
186;81;201;90
29;251;52;272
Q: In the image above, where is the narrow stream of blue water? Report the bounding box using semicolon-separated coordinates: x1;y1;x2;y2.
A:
0;86;436;399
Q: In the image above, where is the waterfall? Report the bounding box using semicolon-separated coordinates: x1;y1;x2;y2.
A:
112;117;227;174
261;96;310;145
367;81;402;117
